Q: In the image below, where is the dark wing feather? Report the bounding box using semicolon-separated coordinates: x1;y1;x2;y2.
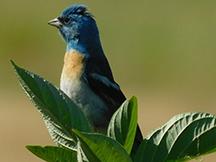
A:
85;55;143;153
84;54;126;115
86;73;126;116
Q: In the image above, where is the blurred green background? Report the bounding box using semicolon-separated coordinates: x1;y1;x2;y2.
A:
1;0;216;161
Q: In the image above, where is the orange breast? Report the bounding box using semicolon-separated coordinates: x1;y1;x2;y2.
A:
62;50;85;79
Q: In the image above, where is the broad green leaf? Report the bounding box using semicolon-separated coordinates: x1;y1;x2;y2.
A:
134;112;216;162
167;113;216;161
12;61;91;148
26;146;77;162
73;130;133;162
107;96;138;154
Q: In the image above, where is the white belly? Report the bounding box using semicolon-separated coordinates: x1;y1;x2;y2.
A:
60;76;108;128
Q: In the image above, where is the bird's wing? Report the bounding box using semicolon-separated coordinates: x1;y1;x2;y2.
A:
85;73;126;115
84;72;143;151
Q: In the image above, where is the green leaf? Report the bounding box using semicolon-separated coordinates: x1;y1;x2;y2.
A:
26;146;77;162
107;96;138;154
11;61;92;148
167;113;216;161
77;140;89;162
134;112;216;162
73;130;133;162
132;139;148;162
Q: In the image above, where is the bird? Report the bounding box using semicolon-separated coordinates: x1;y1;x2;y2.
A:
48;4;142;152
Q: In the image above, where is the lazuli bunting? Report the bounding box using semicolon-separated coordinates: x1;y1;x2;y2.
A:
48;4;142;151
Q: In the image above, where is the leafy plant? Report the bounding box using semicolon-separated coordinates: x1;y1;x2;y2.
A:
12;61;216;162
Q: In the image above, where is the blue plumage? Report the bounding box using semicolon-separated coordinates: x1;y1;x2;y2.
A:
58;5;101;56
61;4;92;17
48;4;142;152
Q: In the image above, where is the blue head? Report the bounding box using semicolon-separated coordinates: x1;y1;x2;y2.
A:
48;4;103;55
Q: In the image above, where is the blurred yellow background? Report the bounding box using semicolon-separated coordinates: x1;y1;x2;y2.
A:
1;0;216;161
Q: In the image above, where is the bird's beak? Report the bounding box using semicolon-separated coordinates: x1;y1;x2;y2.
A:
48;18;62;28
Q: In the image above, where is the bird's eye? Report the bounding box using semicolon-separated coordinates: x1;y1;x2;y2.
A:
63;17;70;24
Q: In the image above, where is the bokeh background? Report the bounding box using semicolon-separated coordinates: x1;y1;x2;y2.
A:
1;0;216;161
